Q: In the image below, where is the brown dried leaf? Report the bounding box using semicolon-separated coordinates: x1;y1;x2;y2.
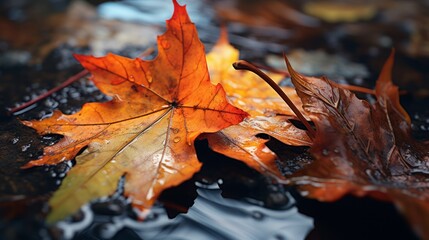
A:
285;51;429;239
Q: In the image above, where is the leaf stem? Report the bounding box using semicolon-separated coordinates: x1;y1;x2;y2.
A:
233;60;316;139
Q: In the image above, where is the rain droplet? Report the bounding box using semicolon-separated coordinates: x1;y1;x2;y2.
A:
147;72;153;83
21;144;31;152
365;169;372;176
173;137;181;143
267;185;279;192
251;210;264;220
129;75;135;81
161;39;170;49
171;128;180;134
11;137;19;144
322;149;329;156
70;91;80;99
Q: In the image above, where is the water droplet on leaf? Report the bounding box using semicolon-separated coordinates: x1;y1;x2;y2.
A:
161;39;170;49
171;128;180;134
173;137;181;143
147;72;153;83
322;149;329;156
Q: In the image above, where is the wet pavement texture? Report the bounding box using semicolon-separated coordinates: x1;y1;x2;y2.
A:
1;0;429;239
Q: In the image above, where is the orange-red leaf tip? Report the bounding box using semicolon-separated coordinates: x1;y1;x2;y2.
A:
172;0;182;8
172;0;180;7
170;0;188;22
73;54;95;69
73;53;87;62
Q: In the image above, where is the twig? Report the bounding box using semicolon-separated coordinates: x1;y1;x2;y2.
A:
233;60;316;139
253;63;402;96
9;47;156;115
9;70;89;115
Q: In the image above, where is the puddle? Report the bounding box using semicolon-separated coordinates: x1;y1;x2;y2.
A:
63;183;312;240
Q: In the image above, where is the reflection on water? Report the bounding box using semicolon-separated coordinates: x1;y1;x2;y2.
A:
98;0;219;49
98;0;214;27
97;0;287;59
63;183;312;240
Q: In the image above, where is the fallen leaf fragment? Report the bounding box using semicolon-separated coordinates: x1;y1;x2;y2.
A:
23;0;247;223
204;31;311;179
303;2;377;23
285;51;429;239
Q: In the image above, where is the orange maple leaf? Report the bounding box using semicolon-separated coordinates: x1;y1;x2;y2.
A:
285;51;429;239
22;0;247;223
204;31;311;179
